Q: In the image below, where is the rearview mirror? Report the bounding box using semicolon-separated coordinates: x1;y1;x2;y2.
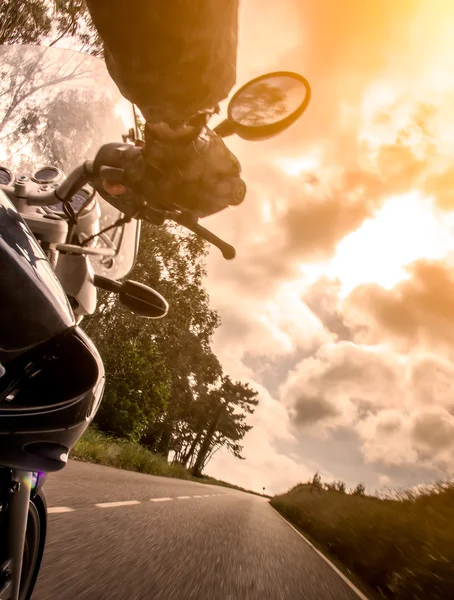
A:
214;71;311;141
94;275;168;318
119;280;168;318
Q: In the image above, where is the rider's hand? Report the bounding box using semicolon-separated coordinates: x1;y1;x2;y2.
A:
143;123;246;218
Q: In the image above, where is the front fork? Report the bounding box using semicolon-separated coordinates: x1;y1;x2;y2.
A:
0;471;32;600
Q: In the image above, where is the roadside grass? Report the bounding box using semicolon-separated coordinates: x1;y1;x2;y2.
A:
72;427;267;497
271;483;454;600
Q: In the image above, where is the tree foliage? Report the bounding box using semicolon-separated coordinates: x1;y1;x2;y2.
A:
0;1;102;56
84;222;258;472
0;2;52;45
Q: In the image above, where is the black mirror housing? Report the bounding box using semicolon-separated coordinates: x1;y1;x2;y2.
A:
214;71;311;141
119;280;168;318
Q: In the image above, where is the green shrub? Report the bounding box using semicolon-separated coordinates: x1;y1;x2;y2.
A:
72;427;191;479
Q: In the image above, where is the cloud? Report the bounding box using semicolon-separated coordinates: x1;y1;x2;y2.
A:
411;407;454;454
303;277;353;340
291;394;340;427
280;338;454;472
357;406;454;468
205;0;454;493
281;342;402;430
345;259;454;350
356;409;419;467
279;194;371;262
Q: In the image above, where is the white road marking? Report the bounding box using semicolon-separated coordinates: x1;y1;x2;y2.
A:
95;500;141;508
270;505;370;600
48;493;226;514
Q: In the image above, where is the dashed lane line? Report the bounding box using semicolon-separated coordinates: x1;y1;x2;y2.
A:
49;493;224;513
95;500;141;508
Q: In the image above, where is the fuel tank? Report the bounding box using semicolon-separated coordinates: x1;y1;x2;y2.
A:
0;190;75;362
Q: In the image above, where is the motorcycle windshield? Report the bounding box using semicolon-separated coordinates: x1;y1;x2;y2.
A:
0;44;139;279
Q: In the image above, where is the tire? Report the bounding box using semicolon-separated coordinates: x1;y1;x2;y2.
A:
20;490;47;600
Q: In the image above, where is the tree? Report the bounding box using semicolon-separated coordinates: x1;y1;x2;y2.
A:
191;376;258;477
49;1;103;57
90;301;171;441
0;2;52;45
0;1;102;56
352;482;366;496
84;221;225;455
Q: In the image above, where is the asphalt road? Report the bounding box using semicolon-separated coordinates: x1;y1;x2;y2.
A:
33;461;364;600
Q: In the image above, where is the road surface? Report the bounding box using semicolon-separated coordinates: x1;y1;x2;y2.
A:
33;461;364;600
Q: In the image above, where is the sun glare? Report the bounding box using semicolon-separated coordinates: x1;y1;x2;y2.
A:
276;155;320;177
300;192;454;297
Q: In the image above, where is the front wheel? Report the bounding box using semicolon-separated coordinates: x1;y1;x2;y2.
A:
19;491;47;600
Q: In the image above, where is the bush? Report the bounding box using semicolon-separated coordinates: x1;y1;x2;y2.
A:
271;483;454;599
72;427;191;479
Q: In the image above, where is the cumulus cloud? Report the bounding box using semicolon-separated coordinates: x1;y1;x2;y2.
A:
281;342;403;429
280;340;454;472
206;0;454;493
345;259;454;351
357;405;454;468
411;407;454;455
303;277;353;340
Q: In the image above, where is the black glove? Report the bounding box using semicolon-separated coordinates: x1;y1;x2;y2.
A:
142;123;246;218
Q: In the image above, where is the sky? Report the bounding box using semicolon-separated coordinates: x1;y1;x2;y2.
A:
202;0;454;495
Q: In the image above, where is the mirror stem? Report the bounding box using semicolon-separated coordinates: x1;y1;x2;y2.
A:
212;119;236;138
93;274;122;294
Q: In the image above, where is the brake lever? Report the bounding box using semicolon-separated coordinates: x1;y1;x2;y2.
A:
170;212;236;260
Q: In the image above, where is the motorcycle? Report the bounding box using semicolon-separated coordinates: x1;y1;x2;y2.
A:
0;45;310;600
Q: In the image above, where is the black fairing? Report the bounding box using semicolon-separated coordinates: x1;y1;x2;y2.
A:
0;191;105;472
0;326;105;471
0;190;75;362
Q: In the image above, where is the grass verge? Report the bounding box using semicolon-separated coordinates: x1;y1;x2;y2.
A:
271;483;454;600
72;427;266;497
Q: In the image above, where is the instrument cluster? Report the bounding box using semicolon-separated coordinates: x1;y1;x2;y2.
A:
0;165;96;216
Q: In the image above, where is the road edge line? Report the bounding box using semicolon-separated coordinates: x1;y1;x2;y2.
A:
269;504;369;600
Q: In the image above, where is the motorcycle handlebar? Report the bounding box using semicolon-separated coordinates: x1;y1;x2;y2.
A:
2;156;237;260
